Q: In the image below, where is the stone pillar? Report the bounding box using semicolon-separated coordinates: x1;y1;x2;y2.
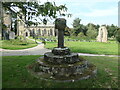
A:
52;29;55;36
55;18;66;48
42;29;44;36
97;28;103;42
46;29;49;36
40;29;42;36
48;30;50;36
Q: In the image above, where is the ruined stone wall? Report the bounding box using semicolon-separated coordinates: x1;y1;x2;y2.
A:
97;26;108;42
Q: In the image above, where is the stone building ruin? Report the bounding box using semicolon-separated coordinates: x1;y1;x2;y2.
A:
97;25;108;42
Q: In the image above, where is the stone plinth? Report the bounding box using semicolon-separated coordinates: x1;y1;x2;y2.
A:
52;47;70;55
44;52;80;64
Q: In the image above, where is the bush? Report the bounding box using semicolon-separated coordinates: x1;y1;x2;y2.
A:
86;30;97;39
115;29;120;43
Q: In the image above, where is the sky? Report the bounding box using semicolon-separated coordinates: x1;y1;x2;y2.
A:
40;0;119;28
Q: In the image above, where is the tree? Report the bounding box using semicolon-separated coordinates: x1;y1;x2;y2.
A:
107;24;118;38
72;18;87;36
86;23;97;39
73;18;81;28
64;27;71;36
1;1;71;39
2;1;71;25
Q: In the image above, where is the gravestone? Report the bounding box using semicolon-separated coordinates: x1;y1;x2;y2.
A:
28;18;97;82
97;26;108;42
9;31;15;39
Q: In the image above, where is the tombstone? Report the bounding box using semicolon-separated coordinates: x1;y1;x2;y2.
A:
9;31;15;39
97;26;108;42
28;18;97;82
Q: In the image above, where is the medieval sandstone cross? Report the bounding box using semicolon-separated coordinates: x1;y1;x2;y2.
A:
55;18;66;48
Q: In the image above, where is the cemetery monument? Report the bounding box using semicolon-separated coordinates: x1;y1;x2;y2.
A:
28;18;97;82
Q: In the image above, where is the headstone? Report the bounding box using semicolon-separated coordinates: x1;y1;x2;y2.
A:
97;25;108;42
9;31;15;39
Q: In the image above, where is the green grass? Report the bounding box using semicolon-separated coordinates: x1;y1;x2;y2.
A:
2;55;118;88
0;39;37;50
45;41;118;55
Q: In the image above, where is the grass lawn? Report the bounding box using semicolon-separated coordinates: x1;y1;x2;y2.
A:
2;55;118;88
0;39;37;50
45;41;118;55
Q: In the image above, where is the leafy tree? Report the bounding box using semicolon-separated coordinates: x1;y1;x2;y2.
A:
77;32;86;39
64;27;71;36
2;1;71;25
86;23;97;39
107;24;118;38
72;18;87;36
73;18;81;28
86;29;97;39
1;1;71;39
80;24;87;36
95;24;100;31
86;23;96;31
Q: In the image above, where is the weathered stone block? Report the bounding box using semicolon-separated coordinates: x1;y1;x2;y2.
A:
52;47;71;55
44;52;80;64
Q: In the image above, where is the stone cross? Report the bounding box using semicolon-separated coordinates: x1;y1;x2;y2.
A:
55;18;66;48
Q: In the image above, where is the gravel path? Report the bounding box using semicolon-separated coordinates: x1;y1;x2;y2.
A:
0;38;51;56
78;53;119;57
0;38;119;57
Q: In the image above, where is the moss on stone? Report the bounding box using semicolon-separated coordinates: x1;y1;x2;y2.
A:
27;61;97;81
37;56;86;68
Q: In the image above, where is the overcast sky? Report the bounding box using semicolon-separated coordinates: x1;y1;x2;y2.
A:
40;0;119;28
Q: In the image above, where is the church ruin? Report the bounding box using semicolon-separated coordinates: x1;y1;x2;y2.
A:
97;25;108;42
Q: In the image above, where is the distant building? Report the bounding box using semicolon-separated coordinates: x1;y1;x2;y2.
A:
1;7;57;40
25;23;56;37
16;13;57;37
1;7;12;40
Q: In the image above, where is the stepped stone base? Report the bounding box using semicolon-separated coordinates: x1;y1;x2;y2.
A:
44;52;80;64
27;56;97;82
52;47;71;55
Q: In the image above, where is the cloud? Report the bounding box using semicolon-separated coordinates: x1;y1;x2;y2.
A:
74;7;117;17
38;0;118;27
